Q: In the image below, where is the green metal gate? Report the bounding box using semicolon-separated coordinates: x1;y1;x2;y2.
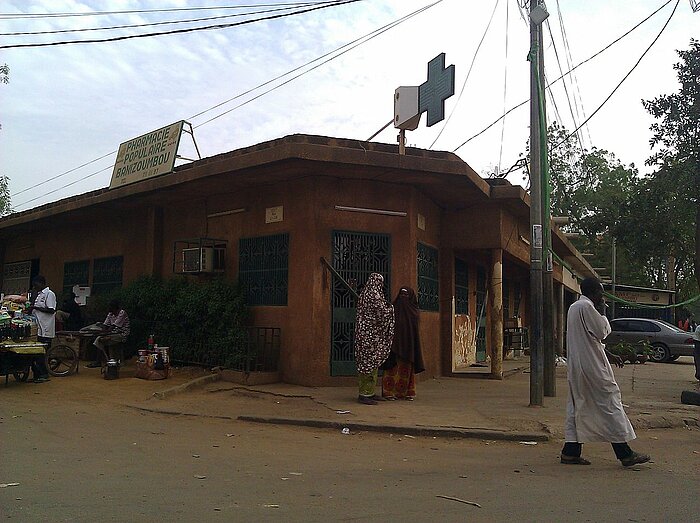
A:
330;231;391;376
476;265;488;362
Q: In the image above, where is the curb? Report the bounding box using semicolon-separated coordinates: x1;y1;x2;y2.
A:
237;415;550;442
152;373;221;399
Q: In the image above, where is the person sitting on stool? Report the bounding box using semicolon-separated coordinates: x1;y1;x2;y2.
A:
87;299;130;368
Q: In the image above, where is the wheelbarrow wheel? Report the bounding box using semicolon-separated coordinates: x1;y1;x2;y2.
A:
13;366;30;382
46;344;78;377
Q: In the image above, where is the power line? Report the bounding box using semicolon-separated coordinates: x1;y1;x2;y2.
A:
0;2;329;19
545;19;585;153
0;3;323;36
0;0;361;49
191;1;442;126
12;1;443;209
555;0;592;147
497;0;510;171
554;0;679;149
14;167;112;210
430;0;500;149
496;0;679;184
452;0;674;152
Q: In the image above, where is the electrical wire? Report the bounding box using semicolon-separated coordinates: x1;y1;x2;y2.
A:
13;167;112;210
430;0;499;149
555;0;592;147
494;0;679;187
0;2;331;19
452;0;674;152
553;0;679;149
0;2;325;36
11;1;443;209
497;0;510;172
0;0;361;49
192;1;442;128
545;19;585;153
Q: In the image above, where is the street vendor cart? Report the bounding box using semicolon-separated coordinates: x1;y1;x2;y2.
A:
0;341;46;386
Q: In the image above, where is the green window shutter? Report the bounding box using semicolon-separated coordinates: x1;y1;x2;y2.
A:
239;233;289;306
417;242;439;311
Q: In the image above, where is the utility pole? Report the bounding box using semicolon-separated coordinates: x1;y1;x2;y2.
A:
611;237;617;319
539;26;555;398
528;1;547;407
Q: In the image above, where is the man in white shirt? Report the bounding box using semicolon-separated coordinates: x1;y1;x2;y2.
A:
28;275;56;383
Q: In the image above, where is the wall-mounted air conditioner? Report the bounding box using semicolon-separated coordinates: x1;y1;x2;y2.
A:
182;247;224;273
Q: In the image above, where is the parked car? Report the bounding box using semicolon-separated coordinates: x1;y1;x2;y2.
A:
604;318;695;363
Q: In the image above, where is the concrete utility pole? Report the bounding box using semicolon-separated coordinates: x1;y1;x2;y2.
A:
539;26;556;398
528;1;547;407
611;237;617;319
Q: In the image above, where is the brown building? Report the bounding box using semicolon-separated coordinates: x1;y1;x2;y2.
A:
0;134;595;385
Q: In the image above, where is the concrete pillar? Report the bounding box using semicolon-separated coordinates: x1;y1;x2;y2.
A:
490;248;503;379
557;283;565;356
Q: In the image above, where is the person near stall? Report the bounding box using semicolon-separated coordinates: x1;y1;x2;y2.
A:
55;291;83;331
27;275;56;383
86;300;130;368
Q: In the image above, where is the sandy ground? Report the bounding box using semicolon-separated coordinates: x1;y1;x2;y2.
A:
1;359;699;522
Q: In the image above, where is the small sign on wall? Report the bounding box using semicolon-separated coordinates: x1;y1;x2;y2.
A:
417;213;426;231
266;206;283;223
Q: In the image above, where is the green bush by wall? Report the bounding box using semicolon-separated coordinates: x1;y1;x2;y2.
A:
87;276;249;367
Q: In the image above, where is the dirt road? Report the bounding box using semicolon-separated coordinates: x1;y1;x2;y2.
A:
2;368;699;522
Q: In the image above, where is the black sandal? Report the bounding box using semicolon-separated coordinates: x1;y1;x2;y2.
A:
560;455;591;465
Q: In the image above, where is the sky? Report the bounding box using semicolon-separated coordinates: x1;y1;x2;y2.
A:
0;0;696;212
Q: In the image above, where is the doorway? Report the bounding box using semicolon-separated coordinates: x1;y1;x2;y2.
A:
330;230;391;376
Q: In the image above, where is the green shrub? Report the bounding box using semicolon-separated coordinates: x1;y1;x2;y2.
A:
607;340;653;363
88;276;250;367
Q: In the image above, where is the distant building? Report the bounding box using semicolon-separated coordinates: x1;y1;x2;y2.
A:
603;283;675;323
0;134;596;385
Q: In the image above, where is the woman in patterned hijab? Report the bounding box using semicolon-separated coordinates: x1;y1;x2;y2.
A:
354;273;395;405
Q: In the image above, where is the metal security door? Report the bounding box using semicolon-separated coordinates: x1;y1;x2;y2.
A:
331;231;391;376
476;265;488;362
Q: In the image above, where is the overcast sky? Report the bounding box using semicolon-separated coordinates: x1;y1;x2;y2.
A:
0;0;696;212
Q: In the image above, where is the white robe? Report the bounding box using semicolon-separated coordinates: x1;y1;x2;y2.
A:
564;296;636;443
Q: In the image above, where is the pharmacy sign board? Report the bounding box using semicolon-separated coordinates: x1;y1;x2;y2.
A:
110;121;184;189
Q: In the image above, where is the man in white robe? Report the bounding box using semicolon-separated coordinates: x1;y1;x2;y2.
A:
561;277;650;467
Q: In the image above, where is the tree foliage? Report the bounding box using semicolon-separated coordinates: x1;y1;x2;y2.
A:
0;64;9;215
641;39;700;293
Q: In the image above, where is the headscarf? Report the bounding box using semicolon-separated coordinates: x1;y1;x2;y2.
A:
354;273;395;374
390;287;425;373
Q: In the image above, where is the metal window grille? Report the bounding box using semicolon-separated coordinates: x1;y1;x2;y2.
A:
63;260;89;297
417;243;439;311
455;258;469;314
331;230;391;376
92;256;123;295
503;278;511;318
513;282;522;317
2;260;32;295
239;233;289;306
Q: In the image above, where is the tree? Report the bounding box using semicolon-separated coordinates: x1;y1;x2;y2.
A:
0;63;9;215
0;176;11;216
544;123;644;286
642;39;700;291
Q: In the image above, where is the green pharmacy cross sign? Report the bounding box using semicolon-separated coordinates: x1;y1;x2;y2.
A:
419;53;456;126
394;53;455;131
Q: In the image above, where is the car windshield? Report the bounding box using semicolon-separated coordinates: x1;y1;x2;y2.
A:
657;320;685;333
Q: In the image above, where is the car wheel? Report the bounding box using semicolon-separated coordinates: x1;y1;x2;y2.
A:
650;343;671;363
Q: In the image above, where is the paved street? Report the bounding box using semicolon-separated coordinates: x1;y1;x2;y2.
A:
1;359;699;522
